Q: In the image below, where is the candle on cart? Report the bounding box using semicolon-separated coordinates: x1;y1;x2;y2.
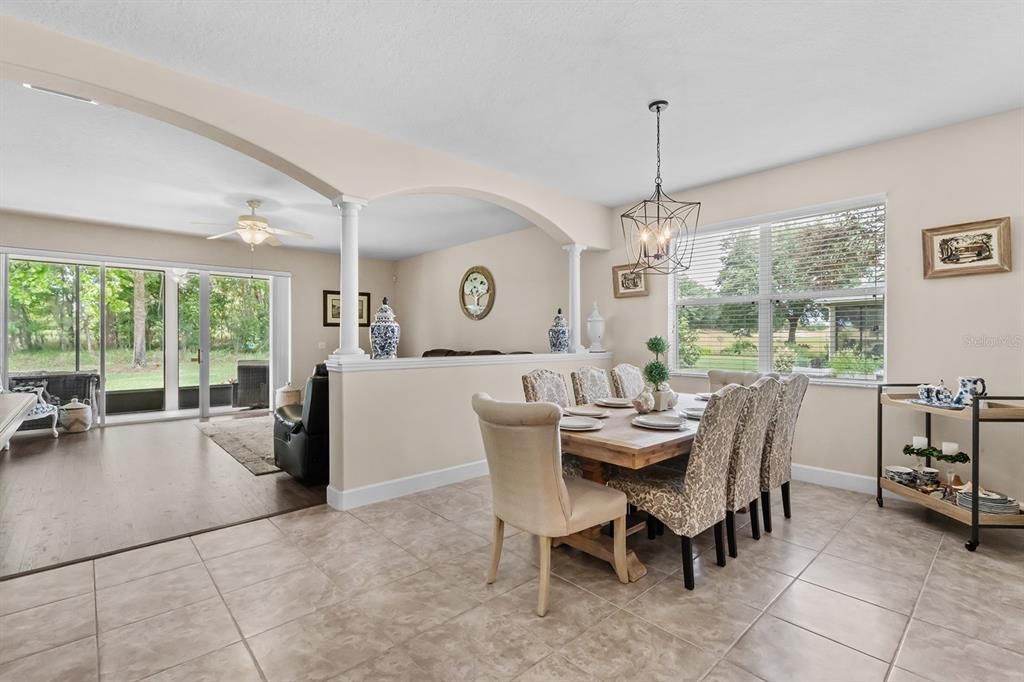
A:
912;436;928;449
942;442;959;456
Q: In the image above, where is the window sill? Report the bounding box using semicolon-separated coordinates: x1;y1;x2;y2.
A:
670;370;880;390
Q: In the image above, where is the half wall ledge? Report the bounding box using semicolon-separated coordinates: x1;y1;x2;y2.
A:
326;351;612;372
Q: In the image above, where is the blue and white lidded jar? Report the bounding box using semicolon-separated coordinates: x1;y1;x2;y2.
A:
548;308;570;353
370;297;401;359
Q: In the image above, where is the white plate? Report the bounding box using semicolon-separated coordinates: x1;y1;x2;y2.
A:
560;416;603;431
682;407;706;420
632;415;687;430
565;406;610;419
885;465;915;474
595;397;633;408
694;392;712;401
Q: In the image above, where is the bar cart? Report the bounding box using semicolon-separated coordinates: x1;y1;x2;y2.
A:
876;383;1024;551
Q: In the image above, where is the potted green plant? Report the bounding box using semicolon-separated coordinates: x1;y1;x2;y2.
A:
644;336;677;411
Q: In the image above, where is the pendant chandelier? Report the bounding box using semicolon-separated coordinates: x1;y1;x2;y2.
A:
620;100;701;275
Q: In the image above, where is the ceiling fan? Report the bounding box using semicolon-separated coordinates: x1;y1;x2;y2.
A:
196;199;313;249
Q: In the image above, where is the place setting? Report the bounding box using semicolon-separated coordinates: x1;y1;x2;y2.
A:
594;396;634;408
564;405;611;418
559;415;604;432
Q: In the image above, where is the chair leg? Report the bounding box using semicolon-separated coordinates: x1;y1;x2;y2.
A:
656;519;664;536
612;516;628;583
486;516;504;584
761;490;773;533
726;511;738;558
713;521;727;567
537;535;552;617
782;481;792;519
749;498;761;540
51;411;59;438
680;536;695;590
647;513;657;540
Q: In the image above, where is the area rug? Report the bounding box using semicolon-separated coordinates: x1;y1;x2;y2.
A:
197;414;279;475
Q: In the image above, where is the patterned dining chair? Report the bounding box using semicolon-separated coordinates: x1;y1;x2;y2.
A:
472;393;628;616
725;376;782;557
708;370;779;392
760;373;810;533
606;384;751;590
610;363;644;400
522;369;581;477
570;366;613;405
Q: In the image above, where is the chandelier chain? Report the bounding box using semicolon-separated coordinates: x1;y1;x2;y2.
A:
655;108;662;187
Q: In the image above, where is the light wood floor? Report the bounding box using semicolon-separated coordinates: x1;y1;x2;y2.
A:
0;419;325;577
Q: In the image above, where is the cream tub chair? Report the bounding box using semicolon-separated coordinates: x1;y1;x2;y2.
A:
472;393;628;616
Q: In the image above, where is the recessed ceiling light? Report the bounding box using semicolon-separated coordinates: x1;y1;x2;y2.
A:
22;83;97;105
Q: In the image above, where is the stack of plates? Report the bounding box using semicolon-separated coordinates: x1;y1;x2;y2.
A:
565;406;610;419
956;489;1021;515
559;416;603;432
681;406;706;420
693;392;712;402
632;414;689;431
595;397;633;408
884;465;916;486
915;467;940;486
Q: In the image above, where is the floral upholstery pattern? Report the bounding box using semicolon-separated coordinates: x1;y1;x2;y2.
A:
607;384;750;537
610;364;644;400
522;369;572;408
727;376;781;511
571;366;613;405
760;373;810;491
561;454;583;478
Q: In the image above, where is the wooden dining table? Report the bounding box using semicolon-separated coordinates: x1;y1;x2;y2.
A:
557;393;706;581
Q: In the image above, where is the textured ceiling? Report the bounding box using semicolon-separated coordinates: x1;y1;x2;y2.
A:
2;0;1022;206
0;81;530;260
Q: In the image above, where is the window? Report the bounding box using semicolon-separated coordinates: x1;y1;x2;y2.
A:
671;201;885;382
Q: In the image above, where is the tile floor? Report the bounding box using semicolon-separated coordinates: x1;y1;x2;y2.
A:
0;478;1022;681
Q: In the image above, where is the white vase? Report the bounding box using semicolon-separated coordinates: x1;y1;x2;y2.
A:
586;302;605;352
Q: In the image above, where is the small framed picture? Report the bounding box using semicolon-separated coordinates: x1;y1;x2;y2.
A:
323;291;371;327
612;264;649;298
922;217;1012;279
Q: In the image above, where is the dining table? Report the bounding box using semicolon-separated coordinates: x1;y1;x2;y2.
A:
557;392;706;581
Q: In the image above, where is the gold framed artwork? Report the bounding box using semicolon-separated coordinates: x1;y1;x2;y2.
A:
459;266;495;320
612;264;649;298
323;290;371;327
922;217;1012;279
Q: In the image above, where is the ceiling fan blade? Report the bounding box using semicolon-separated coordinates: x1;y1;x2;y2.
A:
192;221;237;227
207;230;241;240
265;227;313;239
264;235;283;247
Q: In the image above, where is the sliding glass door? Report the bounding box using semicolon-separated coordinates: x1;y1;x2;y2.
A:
2;253;282;422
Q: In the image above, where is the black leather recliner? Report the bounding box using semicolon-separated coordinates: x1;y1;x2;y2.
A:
273;364;329;482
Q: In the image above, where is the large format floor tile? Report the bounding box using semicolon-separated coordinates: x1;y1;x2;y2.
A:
142;642;261;682
222;564;344;637
484;576;616;646
0;561;94;616
97;597;239;682
0;635;97;682
799;553;922;615
0;593;95;664
894;618;1024;682
726;615;889;682
94;538;200;590
96;563;217;632
203;539;310;593
191;519;284;560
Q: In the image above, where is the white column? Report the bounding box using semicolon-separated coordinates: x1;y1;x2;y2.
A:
563;243;586;353
163;269;179;412
332;195;368;357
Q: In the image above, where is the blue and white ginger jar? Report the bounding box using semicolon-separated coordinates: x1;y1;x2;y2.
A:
370;297;400;359
548;308;570;353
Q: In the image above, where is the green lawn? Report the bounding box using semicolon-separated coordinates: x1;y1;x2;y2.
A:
8;348;267;391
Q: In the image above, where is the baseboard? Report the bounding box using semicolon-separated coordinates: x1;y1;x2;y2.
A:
792;463;884;496
327;459;490;511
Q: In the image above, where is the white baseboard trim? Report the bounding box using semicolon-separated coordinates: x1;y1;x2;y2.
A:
327;459;490;511
792;463;887;497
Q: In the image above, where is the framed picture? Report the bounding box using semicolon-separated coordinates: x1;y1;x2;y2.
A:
612;264;649;298
323;291;371;327
922;217;1012;279
459;266;495;320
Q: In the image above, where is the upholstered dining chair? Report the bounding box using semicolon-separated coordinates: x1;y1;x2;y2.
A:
725;376;782;557
610;363;644;400
472;393;628;616
760;373;810;533
522;368;582;477
570;366;613;405
606;384;751;590
707;369;779;392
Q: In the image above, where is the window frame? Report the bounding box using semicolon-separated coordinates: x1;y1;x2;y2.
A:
668;194;886;386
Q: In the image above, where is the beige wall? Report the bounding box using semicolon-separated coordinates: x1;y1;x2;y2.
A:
394;227;568;356
584;109;1024;498
0;210;396;386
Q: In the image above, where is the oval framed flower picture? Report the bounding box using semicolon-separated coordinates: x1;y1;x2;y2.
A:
459;266;495;320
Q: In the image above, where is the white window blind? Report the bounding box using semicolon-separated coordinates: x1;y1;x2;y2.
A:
671;200;886;382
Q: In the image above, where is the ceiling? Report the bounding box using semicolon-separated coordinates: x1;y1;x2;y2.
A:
3;1;1022;207
0;80;531;260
